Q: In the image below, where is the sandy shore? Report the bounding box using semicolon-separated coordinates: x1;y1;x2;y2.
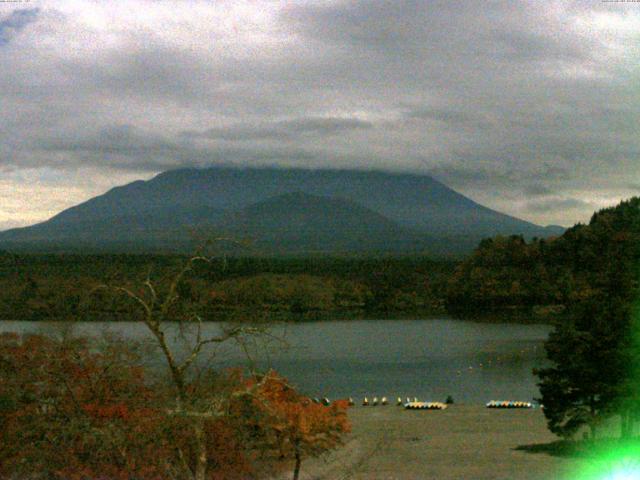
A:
292;405;588;480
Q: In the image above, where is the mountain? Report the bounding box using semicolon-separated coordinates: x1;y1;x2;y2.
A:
220;191;426;254
0;166;564;256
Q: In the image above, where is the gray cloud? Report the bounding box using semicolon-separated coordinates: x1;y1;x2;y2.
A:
1;0;639;228
0;8;39;46
526;197;594;214
33;123;383;173
183;117;373;141
40;124;182;159
523;184;555;197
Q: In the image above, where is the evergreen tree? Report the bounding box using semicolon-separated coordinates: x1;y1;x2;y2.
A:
536;198;640;439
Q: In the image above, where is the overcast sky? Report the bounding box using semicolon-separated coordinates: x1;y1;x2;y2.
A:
1;0;639;229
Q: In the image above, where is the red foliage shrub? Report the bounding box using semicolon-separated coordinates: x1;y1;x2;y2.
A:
0;335;349;480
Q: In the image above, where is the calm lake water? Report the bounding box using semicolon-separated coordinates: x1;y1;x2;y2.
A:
0;318;550;404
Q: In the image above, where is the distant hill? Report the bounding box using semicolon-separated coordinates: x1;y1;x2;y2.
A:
0;166;564;256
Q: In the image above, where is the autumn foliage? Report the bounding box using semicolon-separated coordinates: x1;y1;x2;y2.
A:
254;373;350;454
0;333;350;479
247;373;351;479
0;332;172;479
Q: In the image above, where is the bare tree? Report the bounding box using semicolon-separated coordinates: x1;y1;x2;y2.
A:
99;252;278;480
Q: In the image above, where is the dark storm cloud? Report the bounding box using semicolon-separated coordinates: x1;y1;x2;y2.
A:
0;8;39;46
1;0;639;227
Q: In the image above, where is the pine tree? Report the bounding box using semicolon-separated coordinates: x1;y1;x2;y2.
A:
536;198;640;439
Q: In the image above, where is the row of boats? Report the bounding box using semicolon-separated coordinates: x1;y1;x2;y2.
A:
404;401;448;410
313;397;535;409
485;400;533;409
359;396;440;407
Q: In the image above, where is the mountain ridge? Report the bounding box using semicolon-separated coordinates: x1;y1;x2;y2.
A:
0;166;564;256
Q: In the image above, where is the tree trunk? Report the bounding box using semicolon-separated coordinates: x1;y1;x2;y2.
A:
194;421;207;480
292;448;302;480
149;326;187;410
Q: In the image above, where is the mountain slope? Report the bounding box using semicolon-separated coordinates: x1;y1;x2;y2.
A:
0;166;563;255
221;192;426;253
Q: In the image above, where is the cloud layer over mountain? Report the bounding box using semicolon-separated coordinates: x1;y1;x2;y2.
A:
1;0;639;228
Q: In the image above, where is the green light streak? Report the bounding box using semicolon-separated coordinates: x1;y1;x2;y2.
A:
567;441;640;480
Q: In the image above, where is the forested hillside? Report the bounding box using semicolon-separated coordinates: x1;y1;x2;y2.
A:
446;197;640;320
0;254;454;322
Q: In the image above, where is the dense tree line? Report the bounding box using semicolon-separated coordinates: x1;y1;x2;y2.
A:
445;234;574;315
448;197;640;439
0;254;455;322
444;223;625;320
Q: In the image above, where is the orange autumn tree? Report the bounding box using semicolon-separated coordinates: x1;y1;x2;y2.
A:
0;333;259;480
250;372;351;480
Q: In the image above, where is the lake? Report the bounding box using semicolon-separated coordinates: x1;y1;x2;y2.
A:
0;318;550;404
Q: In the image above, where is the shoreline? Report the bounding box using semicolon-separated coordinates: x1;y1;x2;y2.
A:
0;311;555;325
288;405;587;480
